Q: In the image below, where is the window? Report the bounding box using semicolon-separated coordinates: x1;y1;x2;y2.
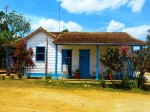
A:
36;47;45;61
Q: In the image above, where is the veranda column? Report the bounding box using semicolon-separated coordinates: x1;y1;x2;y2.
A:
6;46;10;76
131;46;134;77
55;45;58;80
96;45;99;81
129;46;134;78
131;46;134;55
140;45;143;53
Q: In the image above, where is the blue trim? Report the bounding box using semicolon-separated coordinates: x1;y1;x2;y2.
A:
55;45;58;80
96;45;99;81
6;46;10;73
36;46;45;62
25;73;62;78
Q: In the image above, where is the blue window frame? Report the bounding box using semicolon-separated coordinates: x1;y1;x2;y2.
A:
36;47;45;61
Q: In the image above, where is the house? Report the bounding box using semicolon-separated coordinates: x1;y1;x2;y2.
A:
6;27;147;80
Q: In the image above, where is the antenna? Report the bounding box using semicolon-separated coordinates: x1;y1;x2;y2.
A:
4;6;9;15
58;1;60;32
4;6;9;21
4;5;9;44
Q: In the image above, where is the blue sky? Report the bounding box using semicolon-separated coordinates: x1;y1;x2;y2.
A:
0;0;150;40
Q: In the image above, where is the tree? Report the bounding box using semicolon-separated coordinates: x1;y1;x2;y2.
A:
145;29;150;72
132;48;150;89
0;10;31;69
0;10;30;43
61;29;69;32
100;46;134;89
147;29;150;46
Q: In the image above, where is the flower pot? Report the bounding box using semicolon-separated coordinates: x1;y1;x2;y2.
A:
107;74;112;80
6;72;10;76
75;73;80;79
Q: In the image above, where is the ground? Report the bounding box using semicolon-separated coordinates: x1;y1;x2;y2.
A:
0;87;150;112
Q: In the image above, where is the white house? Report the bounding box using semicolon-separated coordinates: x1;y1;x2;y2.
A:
6;27;147;80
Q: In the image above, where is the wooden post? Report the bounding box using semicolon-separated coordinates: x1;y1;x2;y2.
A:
6;46;10;76
55;45;58;80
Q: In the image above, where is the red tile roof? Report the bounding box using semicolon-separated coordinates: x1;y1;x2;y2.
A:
5;27;147;47
53;32;147;45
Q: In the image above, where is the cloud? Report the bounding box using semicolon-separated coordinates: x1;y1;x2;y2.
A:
122;25;150;40
31;18;83;32
106;20;150;40
128;0;146;13
60;0;145;14
107;20;125;32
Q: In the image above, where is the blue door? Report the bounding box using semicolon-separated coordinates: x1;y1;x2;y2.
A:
79;50;90;78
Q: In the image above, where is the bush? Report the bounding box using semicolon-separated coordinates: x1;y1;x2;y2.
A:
46;76;52;79
2;76;5;80
143;84;150;91
100;78;106;88
10;76;14;80
121;76;137;90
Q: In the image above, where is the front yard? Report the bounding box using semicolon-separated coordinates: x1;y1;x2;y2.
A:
0;79;150;112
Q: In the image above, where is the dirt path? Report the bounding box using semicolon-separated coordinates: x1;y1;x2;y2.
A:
0;87;150;112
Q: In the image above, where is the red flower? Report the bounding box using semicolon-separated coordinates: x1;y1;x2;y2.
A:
121;45;129;56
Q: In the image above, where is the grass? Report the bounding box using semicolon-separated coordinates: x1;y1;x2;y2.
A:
0;78;150;95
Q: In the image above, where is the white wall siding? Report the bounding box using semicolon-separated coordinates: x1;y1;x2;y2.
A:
27;31;56;74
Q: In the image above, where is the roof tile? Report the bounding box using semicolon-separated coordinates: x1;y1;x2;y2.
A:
53;32;146;45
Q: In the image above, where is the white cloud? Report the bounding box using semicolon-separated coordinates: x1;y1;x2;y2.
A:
122;25;150;40
31;18;83;32
106;20;150;40
128;0;146;13
107;20;125;32
60;0;145;14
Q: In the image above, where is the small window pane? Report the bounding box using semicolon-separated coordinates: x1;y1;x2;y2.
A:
37;47;45;53
36;54;45;61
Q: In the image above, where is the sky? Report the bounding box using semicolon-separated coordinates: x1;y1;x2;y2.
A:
0;0;150;41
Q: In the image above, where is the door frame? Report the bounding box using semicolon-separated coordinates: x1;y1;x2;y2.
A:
61;49;72;78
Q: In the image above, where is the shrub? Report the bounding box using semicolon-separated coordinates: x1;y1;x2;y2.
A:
100;78;106;88
121;76;137;90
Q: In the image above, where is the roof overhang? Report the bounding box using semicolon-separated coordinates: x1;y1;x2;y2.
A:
54;43;147;46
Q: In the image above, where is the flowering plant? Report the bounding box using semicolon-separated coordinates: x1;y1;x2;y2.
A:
100;46;132;79
12;39;35;78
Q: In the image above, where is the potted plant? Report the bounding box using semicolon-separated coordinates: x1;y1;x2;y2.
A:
106;68;112;80
74;68;80;79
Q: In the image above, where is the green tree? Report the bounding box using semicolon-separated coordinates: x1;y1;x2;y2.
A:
61;29;69;32
132;48;150;89
147;29;150;46
0;10;31;69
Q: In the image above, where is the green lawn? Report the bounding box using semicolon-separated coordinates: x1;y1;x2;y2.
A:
0;78;149;95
